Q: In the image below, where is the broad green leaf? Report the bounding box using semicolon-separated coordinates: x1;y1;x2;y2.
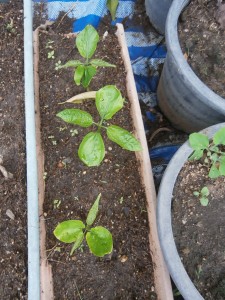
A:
70;231;84;255
200;197;209;206
60;60;82;68
96;85;124;120
189;133;209;150
86;193;101;226
57;109;93;127
201;187;209;197
76;25;99;59
213;127;225;145
189;149;204;161
82;65;97;88
78;132;105;166
219;156;225;176
54;220;85;243
90;59;116;68
209;145;219;152
107;0;119;20
86;226;113;257
107;125;142;151
209;164;220;179
74;65;85;85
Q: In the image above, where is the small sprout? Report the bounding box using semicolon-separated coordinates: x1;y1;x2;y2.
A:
57;25;115;88
43;172;47;180
53;194;113;257
53;199;61;209
195;264;202;279
6;18;15;33
74;196;79;201
58;126;67;132
70;129;78;136
119;196;124;204
46;40;54;49
107;0;119;20
193;186;209;206
48;50;55;59
52;140;57;146
55;247;61;253
48;135;55;139
55;60;62;70
189;127;225;179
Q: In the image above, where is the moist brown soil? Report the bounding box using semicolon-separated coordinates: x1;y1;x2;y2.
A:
0;0;27;299
179;0;225;98
172;159;225;299
38;19;156;300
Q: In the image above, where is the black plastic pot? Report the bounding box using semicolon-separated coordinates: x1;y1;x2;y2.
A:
157;0;225;133
145;0;172;34
157;122;225;300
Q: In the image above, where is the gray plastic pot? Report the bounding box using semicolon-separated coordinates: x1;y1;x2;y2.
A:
157;0;225;133
157;122;225;300
145;0;172;34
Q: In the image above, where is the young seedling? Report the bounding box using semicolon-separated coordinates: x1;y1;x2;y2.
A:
53;194;113;257
57;85;142;167
107;0;119;20
189;127;225;179
56;25;115;88
193;186;209;206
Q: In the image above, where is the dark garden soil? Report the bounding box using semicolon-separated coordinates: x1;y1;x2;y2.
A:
172;159;225;299
38;18;156;300
179;0;225;98
0;0;27;299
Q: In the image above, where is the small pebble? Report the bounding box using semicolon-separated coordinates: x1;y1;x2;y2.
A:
6;209;15;220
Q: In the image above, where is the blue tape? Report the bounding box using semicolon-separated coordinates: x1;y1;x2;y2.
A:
150;145;181;162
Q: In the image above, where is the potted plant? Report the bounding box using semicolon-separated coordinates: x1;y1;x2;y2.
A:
157;122;225;299
34;23;173;299
157;0;225;133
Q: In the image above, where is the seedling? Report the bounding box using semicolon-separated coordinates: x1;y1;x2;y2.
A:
57;85;142;166
48;50;55;59
56;25;116;88
107;0;119;20
189;127;225;178
53;194;113;257
193;186;209;206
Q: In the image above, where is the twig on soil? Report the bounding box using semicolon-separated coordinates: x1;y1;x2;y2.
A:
149;127;173;142
56;3;77;29
73;279;83;300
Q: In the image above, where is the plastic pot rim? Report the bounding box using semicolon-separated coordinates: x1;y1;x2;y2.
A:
157;122;225;300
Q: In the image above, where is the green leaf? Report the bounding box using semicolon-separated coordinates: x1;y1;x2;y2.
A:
107;0;119;20
107;125;142;151
213;127;225;145
201;187;209;197
82;65;97;88
210;152;218;163
78;132;105;166
189;149;204;160
96;85;124;120
189;133;209;150
70;231;84;255
60;60;83;68
193;191;200;197
76;25;99;59
86;193;101;226
74;65;85;85
57;109;93;127
200;197;209;206
90;59;116;68
54;220;85;243
219;156;225;176
209;164;220;179
86;226;113;257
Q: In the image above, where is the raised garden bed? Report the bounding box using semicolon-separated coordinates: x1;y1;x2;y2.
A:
34;20;172;299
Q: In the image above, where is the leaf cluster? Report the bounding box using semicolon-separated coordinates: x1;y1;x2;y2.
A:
56;25;115;88
193;186;209;206
57;85;142;167
189;127;225;179
54;194;113;257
